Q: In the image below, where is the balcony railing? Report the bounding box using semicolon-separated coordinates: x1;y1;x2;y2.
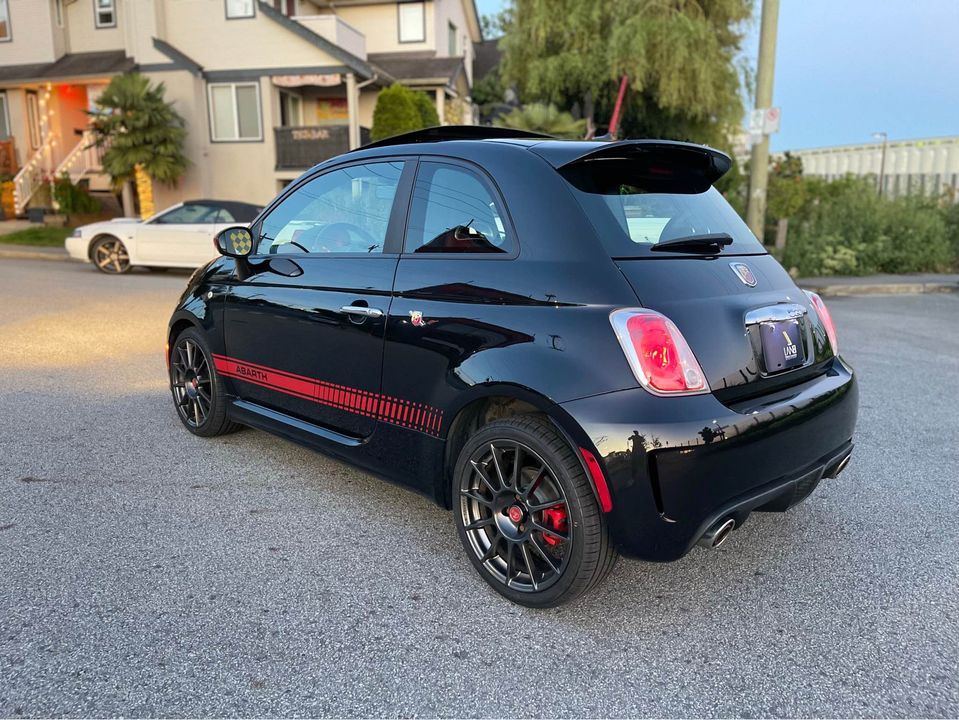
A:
274;125;370;171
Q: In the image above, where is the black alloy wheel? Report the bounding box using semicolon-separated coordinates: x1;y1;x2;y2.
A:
92;236;131;274
455;415;616;607
169;328;239;437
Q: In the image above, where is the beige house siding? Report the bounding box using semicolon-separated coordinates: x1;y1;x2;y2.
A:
0;0;58;65
65;0;125;54
335;1;435;55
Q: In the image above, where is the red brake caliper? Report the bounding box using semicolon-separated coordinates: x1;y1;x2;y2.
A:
541;505;568;546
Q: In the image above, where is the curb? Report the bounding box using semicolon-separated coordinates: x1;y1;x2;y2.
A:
0;246;70;262
798;282;958;297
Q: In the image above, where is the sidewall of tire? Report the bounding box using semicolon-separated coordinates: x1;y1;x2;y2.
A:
453;417;609;608
169;327;238;437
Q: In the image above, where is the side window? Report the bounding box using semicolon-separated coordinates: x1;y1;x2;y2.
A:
153;204;219;224
256;161;404;255
405;163;512;254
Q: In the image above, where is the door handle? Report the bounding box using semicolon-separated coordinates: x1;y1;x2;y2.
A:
340;305;384;319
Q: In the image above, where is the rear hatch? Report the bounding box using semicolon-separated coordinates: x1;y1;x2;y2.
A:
536;140;835;404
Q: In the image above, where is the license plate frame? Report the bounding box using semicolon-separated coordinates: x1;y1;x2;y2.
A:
759;318;805;374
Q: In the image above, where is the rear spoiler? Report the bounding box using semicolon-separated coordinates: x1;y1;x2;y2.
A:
530;139;732;191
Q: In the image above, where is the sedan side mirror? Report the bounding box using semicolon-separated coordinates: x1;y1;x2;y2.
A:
215;226;254;258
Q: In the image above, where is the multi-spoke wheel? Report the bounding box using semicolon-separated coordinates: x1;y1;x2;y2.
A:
169;328;239;437
454;415;616;607
91;236;131;274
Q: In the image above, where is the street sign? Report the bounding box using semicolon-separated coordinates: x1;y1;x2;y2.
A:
748;107;781;136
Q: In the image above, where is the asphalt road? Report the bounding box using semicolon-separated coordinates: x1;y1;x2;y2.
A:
1;259;957;718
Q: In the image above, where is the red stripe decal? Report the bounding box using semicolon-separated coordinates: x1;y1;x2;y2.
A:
216;354;442;436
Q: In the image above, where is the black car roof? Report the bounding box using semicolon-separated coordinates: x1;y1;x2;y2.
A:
183;199;262;221
347;126;731;184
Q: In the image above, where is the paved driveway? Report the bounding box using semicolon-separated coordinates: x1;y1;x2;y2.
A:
1;260;957;717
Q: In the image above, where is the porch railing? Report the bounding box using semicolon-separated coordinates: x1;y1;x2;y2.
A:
12;146;48;216
274;125;369;170
55;129;104;184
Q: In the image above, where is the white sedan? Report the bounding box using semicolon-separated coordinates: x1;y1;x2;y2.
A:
65;199;262;274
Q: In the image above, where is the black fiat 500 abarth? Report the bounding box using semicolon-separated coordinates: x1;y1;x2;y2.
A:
167;127;858;607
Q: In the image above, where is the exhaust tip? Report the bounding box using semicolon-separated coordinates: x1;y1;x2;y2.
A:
832;454;851;478
698;517;736;549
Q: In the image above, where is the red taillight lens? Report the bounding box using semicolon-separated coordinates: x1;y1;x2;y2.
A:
804;290;838;355
610;309;709;395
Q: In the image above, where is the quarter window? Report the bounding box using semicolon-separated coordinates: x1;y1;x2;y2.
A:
405;163;512;254
95;0;116;28
225;0;254;19
257;161;405;255
0;0;11;41
398;2;425;43
208;82;262;142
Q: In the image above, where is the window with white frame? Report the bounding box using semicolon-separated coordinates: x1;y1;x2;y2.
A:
225;0;255;19
398;2;425;43
0;92;10;139
279;91;303;128
208;83;262;142
94;0;116;28
0;0;11;41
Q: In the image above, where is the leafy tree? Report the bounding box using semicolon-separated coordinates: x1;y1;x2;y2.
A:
493;103;586;138
371;84;424;141
767;152;807;221
412;91;439;127
89;72;187;217
499;0;751;149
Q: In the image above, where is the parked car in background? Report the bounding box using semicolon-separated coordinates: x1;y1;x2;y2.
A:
65;200;262;274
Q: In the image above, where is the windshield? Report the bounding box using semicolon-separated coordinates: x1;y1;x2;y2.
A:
560;161;765;257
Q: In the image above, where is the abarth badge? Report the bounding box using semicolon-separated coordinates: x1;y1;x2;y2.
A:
409;310;426;327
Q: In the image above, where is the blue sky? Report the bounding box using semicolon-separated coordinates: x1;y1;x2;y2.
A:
474;0;959;151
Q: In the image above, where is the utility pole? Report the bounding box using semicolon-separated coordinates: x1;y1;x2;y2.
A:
745;0;780;240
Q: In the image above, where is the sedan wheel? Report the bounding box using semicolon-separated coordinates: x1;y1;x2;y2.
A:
92;236;131;274
454;415;616;607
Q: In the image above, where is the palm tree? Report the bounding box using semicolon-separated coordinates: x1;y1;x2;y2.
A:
493;103;587;139
89;73;188;218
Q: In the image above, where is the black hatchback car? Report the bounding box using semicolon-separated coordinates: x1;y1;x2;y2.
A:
167;127;858;607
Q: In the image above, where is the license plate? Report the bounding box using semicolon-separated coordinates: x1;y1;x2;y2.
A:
760;319;804;373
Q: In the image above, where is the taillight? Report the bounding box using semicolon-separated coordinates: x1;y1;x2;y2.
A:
609;309;709;396
804;290;838;355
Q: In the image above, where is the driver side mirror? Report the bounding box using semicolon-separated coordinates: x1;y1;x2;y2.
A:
215;226;254;258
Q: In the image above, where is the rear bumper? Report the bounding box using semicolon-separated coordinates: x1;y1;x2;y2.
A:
560;357;859;561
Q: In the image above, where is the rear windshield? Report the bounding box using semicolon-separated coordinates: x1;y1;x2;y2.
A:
560;160;765;257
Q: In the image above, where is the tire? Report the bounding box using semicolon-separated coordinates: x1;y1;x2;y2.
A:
454;415;616;607
169;327;240;437
91;235;131;274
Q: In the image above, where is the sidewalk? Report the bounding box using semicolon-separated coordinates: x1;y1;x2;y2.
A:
796;273;959;297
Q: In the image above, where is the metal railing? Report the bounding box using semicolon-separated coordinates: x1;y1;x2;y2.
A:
12;130;104;215
274;125;369;170
12;146;48;216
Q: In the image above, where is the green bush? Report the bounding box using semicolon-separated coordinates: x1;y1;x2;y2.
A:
53;173;101;215
370;84;424;142
412;91;439;128
781;176;954;277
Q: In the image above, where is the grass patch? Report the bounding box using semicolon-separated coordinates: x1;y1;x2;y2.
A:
0;226;73;247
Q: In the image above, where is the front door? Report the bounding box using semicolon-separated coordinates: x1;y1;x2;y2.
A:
136;202;221;266
221;159;411;438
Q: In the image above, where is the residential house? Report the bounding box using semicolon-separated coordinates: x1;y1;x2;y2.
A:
0;0;481;215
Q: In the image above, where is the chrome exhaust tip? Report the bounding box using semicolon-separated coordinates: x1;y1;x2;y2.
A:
830;454;852;478
697;517;736;549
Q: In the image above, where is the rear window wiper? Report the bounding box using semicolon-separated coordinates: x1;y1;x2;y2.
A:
651;232;733;254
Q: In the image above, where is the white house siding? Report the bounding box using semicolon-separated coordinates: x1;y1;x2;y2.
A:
0;0;58;65
65;0;125;54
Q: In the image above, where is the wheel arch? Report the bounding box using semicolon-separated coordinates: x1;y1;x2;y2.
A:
88;232;124;261
167;311;204;366
439;383;603;511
